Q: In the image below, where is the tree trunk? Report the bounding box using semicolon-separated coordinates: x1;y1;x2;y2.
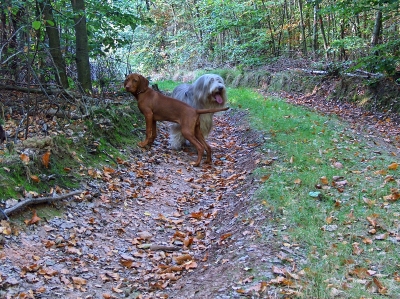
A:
319;15;328;58
371;8;382;46
71;0;92;93
298;0;307;55
312;2;319;53
39;0;69;89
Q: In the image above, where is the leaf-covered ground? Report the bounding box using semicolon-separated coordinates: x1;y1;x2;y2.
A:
1;81;399;298
0;105;295;298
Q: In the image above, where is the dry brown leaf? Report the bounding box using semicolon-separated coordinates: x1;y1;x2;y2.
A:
294;178;301;184
326;216;333;224
25;210;41;226
174;254;193;265
190;211;204;219
349;266;368;278
112;287;123;293
30;175;40;183
320;176;329;185
366;216;378;227
220;232;232;242
260;174;271;182
352;242;364;255
373;277;388;294
374;233;388;240
20;153;30;164
185;261;197;270
72;276;87;285
41;151;51;168
272;265;286;276
244;281;268;294
183;237;193;248
333;161;343;168
388;162;398;170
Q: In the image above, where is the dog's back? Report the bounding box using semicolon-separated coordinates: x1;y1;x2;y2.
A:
172;83;196;106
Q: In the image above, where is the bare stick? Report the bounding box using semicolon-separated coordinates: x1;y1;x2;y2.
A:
2;190;82;219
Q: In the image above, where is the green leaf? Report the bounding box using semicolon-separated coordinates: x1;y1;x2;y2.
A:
45;20;55;27
32;21;41;30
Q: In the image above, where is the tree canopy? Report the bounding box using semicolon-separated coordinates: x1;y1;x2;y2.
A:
0;0;399;91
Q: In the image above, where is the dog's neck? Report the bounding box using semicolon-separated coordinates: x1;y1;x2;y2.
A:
133;88;148;97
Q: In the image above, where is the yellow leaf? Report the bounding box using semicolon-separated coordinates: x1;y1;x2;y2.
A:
388;162;398;170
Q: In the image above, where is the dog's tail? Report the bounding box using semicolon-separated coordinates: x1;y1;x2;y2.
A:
196;107;229;114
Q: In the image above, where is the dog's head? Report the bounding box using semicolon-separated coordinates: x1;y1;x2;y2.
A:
124;73;149;95
195;74;227;106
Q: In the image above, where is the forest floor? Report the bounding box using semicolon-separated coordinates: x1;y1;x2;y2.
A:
1;74;400;298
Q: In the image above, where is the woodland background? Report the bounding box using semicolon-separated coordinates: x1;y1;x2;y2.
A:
0;0;399;95
1;1;400;298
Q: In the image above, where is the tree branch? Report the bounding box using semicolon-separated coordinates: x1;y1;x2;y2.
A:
1;190;83;219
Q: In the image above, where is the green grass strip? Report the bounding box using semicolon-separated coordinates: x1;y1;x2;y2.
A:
228;87;400;298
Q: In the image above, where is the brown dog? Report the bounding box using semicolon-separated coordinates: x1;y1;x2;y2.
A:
124;73;228;166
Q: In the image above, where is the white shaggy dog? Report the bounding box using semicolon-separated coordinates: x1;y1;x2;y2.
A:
169;74;227;149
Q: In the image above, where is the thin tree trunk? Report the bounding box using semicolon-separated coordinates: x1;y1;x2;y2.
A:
312;2;319;54
319;15;328;58
298;0;307;55
39;0;69;89
71;0;92;93
261;0;277;56
371;8;382;46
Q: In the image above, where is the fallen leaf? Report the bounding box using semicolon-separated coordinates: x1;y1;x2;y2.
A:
220;232;232;242
20;153;30;164
388;162;398;170
72;276;87;285
326;216;333;224
260;174;271;182
42;151;51;168
272;265;286;276
30;175;40;183
294;178;301;184
25;210;41;226
333;162;343;168
320;176;329;185
352;242;363;255
174;254;193;265
373;277;388;294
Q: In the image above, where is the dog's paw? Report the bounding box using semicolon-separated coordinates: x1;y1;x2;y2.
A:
138;141;150;148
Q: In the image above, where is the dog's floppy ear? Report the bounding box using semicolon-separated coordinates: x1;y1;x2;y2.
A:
138;74;149;91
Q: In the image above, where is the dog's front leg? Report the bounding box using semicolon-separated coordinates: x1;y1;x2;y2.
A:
138;114;155;147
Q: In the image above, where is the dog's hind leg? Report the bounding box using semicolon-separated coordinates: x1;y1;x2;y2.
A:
195;123;212;164
181;128;205;167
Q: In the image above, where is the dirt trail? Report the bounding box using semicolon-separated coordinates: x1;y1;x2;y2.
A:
1;109;293;298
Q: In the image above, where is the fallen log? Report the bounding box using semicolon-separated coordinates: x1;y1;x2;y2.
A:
1;190;83;220
137;243;181;252
0;84;63;95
